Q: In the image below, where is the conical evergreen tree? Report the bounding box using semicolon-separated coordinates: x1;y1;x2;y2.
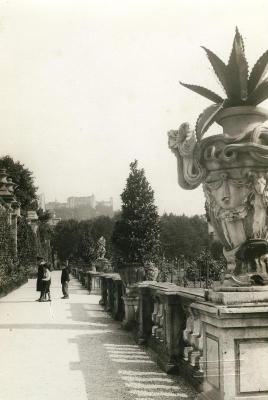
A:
112;160;160;267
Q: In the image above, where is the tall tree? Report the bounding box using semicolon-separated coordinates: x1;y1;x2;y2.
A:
77;220;96;264
112;160;160;267
0;156;37;212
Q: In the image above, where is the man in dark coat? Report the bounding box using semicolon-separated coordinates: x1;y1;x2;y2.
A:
36;256;45;301
61;262;70;299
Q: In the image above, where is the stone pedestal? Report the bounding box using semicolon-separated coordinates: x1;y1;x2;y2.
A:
122;293;139;330
93;258;112;273
88;272;102;295
196;294;268;400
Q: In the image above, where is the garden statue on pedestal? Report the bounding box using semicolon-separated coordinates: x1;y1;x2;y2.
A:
96;236;106;259
93;236;111;272
168;28;268;287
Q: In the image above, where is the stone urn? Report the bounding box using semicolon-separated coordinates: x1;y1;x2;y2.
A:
118;262;146;287
168;28;268;288
169;106;268;287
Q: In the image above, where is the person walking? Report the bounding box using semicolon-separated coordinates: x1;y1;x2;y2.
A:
40;263;51;302
61;262;70;299
36;256;45;301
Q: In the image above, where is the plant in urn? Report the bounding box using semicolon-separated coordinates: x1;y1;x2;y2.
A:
168;28;268;288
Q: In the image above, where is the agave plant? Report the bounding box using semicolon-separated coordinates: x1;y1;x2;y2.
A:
181;28;268;140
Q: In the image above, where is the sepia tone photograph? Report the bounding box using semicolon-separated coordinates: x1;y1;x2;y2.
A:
0;0;268;399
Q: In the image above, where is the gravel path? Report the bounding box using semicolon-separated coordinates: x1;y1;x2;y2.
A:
0;271;198;400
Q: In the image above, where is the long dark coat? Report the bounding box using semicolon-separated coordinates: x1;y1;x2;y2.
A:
36;265;44;292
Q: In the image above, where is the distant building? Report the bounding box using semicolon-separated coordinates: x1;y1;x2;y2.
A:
96;197;113;217
46;201;68;211
45;195;114;220
67;195;95;209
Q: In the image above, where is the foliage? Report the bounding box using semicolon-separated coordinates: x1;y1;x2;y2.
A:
180;28;268;138
37;209;51;223
160;213;209;260
90;216;115;257
52;216;115;264
210;240;224;260
0;208;14;273
0;157;54;289
77;220;95;263
0;209;29;292
157;259;174;282
0;156;37;212
112;160;160;267
51;219;80;261
17;217;38;268
187;250;225;282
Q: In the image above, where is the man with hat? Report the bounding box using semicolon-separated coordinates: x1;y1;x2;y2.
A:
61;261;70;299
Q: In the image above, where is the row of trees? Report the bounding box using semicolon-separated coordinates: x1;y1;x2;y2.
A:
52;216;115;264
0;156;53;287
52;160;224;283
0;155;225;287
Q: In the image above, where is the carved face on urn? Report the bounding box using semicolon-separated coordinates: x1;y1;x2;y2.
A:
204;169;250;211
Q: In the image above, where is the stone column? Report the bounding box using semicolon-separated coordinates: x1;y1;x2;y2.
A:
99;274;107;306
137;284;154;344
111;277;124;321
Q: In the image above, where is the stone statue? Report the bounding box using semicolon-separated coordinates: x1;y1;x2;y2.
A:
96;236;106;260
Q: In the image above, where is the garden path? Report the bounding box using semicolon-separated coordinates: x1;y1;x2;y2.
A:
0;272;197;400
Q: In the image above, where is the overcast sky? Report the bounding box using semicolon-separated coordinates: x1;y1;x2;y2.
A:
1;0;268;215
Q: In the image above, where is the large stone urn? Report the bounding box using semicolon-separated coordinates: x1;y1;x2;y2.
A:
118;262;145;288
169;106;268;288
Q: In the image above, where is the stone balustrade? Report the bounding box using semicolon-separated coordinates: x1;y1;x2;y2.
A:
99;273;125;321
96;274;205;390
72;269;268;400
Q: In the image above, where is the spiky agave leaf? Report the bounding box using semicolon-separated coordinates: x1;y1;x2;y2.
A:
195;102;225;141
201;47;230;97
246;78;268;105
248;49;268;93
227;27;248;103
179;82;224;103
